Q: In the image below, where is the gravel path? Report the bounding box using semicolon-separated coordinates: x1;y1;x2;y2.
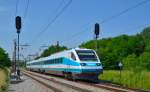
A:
9;75;53;92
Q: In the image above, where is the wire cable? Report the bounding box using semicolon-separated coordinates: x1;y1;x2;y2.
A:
23;0;30;19
60;0;150;44
15;0;19;16
29;0;72;45
101;0;150;24
27;0;72;55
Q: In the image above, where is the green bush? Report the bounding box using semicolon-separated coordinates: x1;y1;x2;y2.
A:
0;47;11;68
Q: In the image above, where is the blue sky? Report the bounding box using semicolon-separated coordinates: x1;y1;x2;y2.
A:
0;0;150;59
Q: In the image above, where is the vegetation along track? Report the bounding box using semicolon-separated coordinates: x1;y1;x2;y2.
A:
23;70;147;92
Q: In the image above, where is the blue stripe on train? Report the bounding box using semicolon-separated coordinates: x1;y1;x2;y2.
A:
62;58;80;66
31;67;101;73
44;68;82;73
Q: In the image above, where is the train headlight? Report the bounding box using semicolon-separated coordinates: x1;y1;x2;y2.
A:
80;63;86;66
96;63;101;66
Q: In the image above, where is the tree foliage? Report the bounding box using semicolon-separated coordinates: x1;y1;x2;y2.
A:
80;27;150;70
122;54;138;70
139;52;150;70
141;27;150;42
0;47;11;68
38;45;68;58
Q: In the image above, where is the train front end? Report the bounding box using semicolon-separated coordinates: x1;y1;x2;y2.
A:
75;49;103;81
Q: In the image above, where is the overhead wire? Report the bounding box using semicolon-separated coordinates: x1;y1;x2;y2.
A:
15;0;19;16
29;0;72;45
121;23;150;34
60;0;150;44
26;0;72;56
23;0;30;19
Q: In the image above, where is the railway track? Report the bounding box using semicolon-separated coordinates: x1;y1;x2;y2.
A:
22;70;147;92
78;81;147;92
23;71;101;92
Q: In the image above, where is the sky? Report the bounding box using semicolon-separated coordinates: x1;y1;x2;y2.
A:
0;0;150;59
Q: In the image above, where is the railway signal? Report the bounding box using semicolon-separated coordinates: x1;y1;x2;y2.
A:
15;16;22;79
16;16;21;33
94;23;100;51
95;23;99;39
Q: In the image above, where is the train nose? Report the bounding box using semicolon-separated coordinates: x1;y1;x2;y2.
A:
80;63;102;72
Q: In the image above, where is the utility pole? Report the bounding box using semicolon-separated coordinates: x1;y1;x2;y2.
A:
94;23;100;52
39;45;48;55
19;43;30;67
13;39;17;73
57;41;59;52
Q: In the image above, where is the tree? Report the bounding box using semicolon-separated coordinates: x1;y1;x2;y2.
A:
122;54;138;70
0;47;11;68
139;52;150;70
40;45;68;58
141;27;150;43
80;31;146;70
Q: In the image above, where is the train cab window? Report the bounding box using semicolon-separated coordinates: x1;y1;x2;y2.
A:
71;52;76;61
76;50;98;61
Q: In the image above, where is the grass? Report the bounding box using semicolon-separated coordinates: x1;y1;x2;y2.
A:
0;68;9;92
99;70;150;90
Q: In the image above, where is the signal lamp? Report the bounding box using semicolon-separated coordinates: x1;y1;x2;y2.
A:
80;63;86;66
96;63;101;66
16;16;22;33
95;23;99;36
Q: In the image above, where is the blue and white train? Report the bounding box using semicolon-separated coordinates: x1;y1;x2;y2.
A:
26;48;103;81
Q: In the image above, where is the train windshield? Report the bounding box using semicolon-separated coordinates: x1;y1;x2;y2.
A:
76;50;98;61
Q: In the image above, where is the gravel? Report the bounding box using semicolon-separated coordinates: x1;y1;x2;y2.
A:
25;71;112;92
9;75;53;92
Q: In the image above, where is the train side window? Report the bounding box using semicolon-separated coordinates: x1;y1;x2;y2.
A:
46;60;48;64
55;59;57;64
52;59;54;64
44;60;46;64
57;59;59;64
56;59;57;64
54;59;56;64
58;58;60;63
48;60;51;64
71;52;76;61
61;58;63;63
50;60;53;64
57;58;59;63
56;59;57;63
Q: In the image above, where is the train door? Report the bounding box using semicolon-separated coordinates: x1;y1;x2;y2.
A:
66;52;76;72
67;53;71;72
65;52;76;79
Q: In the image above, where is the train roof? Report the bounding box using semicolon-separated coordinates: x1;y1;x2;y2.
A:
27;48;94;64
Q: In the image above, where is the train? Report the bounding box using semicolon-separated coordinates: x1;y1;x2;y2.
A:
26;48;103;81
